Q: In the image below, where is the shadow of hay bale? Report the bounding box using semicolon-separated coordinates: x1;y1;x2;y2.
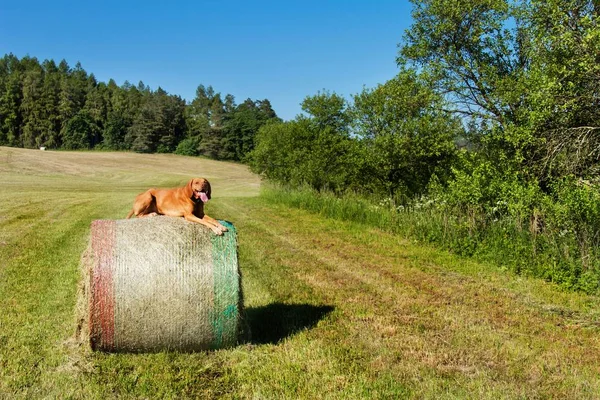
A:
244;303;334;345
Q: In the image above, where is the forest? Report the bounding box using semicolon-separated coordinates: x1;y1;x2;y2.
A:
0;54;279;160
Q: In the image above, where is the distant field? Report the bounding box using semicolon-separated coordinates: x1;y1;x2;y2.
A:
0;147;261;198
1;147;600;399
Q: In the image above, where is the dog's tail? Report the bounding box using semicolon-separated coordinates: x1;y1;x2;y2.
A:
126;209;135;219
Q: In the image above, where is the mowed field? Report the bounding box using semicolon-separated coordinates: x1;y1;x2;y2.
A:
1;147;600;399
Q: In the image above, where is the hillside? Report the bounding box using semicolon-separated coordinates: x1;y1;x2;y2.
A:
0;148;599;399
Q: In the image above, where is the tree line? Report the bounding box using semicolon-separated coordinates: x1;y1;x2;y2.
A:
0;54;279;160
248;0;600;292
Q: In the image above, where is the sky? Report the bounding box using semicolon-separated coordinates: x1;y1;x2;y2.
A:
0;1;414;121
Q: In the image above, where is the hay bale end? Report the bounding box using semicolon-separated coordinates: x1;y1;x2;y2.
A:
79;216;242;352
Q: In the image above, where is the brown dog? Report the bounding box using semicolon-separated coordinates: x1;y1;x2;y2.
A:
126;178;228;235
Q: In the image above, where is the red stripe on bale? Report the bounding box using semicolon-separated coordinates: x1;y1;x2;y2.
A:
90;220;116;351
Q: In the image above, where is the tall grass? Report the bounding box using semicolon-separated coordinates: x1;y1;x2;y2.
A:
262;185;600;294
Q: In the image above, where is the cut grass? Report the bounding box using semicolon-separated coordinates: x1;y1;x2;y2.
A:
260;184;600;294
1;147;599;398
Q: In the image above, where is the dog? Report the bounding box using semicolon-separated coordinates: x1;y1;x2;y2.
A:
126;177;228;235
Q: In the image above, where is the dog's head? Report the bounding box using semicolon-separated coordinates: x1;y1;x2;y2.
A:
188;178;211;203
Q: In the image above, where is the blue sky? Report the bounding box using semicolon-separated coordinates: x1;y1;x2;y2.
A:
0;1;414;121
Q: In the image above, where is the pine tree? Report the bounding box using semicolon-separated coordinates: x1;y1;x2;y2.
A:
84;81;108;134
20;57;45;148
62;110;101;149
40;59;61;148
128;92;161;153
0;54;22;146
155;88;186;153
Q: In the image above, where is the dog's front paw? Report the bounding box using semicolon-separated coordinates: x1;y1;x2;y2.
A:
219;224;229;232
212;226;224;236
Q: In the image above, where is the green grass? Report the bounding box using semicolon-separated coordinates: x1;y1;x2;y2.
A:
1;147;600;399
261;184;600;294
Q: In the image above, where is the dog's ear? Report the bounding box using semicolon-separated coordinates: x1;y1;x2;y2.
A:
186;179;194;197
206;180;212;200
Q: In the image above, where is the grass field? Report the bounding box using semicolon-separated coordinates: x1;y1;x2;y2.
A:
1;147;600;399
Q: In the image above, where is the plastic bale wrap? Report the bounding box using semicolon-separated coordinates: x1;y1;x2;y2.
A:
79;216;242;352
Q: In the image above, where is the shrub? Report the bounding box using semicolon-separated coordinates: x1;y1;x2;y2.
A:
174;136;201;157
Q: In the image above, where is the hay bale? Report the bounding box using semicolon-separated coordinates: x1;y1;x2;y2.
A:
79;216;242;352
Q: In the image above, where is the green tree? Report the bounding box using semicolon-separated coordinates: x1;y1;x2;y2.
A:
301;91;352;134
184;84;214;149
126;87;186;153
222;98;280;161
19;57;45;148
58;61;77;137
40;59;61;148
58;61;89;146
399;0;533;176
353;69;460;197
155;88;186;153
62;110;101;150
0;54;22;146
399;0;600;182
401;0;521;123
198;90;226;159
224;93;236;114
521;0;600;178
103;110;129;150
250;118;359;191
83;81;108;133
174;136;201;156
128;94;161;153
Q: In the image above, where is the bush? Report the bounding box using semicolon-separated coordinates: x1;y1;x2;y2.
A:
249;119;361;193
174;136;201;157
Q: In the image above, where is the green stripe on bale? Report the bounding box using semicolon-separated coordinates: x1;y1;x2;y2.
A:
81;216;242;352
210;221;240;349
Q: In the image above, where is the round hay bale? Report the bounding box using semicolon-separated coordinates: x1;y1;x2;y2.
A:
82;216;242;352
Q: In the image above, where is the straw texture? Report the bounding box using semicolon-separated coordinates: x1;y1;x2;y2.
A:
84;216;241;352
